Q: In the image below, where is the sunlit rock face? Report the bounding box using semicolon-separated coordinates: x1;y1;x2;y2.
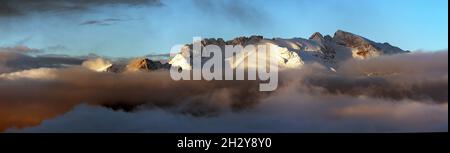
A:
125;58;170;72
88;58;171;73
332;30;408;59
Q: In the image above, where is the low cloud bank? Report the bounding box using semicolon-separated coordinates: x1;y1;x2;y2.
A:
0;51;448;132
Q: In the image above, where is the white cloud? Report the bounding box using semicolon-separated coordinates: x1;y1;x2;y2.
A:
0;68;57;80
82;58;112;72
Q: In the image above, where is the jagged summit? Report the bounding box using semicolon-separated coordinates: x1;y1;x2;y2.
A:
195;35;264;47
124;58;170;72
126;58;151;71
332;30;407;58
309;32;324;41
333;30;373;46
88;57;171;73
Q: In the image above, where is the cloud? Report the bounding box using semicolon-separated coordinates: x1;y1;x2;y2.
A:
0;0;163;17
0;51;85;73
0;51;447;132
44;45;69;51
190;0;271;27
79;20;107;26
0;45;41;53
79;18;137;26
286;51;449;103
81;58;112;71
0;68;264;131
0;68;58;80
6;95;448;133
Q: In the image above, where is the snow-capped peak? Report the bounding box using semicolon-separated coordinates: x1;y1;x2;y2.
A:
168;30;408;71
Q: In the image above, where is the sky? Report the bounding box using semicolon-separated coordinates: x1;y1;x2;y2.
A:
0;0;448;57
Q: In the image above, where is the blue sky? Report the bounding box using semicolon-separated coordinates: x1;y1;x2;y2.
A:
0;0;448;57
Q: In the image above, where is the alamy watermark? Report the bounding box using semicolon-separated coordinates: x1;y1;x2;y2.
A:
169;37;279;91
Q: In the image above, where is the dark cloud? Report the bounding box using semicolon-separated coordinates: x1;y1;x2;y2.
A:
5;99;447;133
79;20;105;25
0;45;41;53
0;69;264;131
79;18;136;26
0;2;21;16
0;51;447;132
44;44;69;51
8;93;446;133
0;51;85;73
0;0;163;16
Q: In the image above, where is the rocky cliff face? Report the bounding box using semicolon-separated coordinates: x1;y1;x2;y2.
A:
125;58;170;72
332;30;407;59
102;58;170;73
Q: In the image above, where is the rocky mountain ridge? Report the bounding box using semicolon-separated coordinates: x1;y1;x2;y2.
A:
97;30;409;72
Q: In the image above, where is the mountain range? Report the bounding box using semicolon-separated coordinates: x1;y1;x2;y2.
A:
103;30;409;72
